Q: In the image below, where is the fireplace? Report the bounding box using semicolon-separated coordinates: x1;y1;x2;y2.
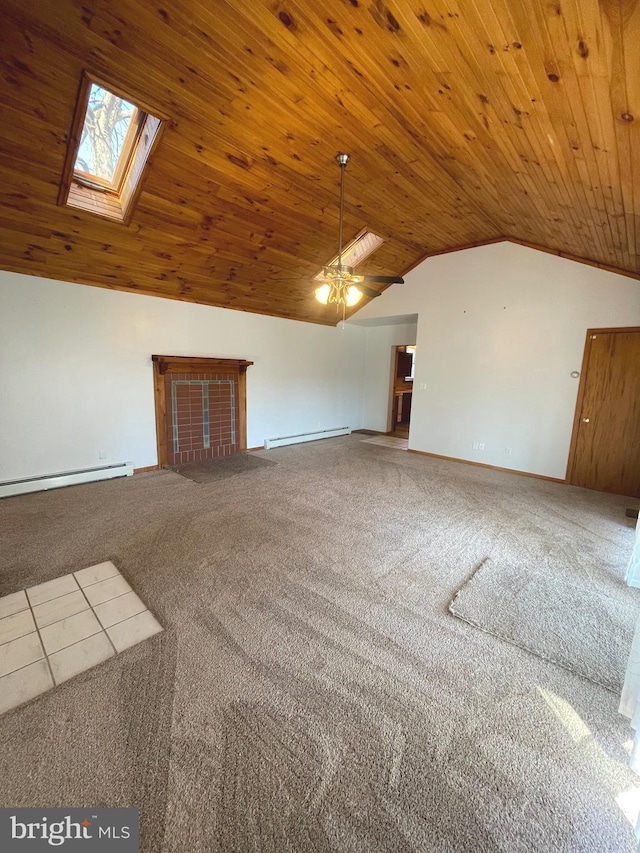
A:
152;356;253;467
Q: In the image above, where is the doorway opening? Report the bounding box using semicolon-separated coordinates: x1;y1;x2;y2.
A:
390;345;415;438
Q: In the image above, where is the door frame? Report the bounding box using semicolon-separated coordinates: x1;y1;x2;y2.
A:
388;345;414;434
151;355;253;468
565;326;640;484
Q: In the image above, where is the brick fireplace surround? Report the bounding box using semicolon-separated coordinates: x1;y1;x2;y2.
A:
152;355;253;467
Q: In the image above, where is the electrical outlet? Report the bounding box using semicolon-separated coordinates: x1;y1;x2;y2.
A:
99;450;107;460
478;442;485;450
472;441;485;451
505;447;513;456
419;383;427;390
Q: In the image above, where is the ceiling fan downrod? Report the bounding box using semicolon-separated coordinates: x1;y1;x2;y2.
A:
336;152;349;274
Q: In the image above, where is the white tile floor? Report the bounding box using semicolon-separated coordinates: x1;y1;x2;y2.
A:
0;561;162;715
360;435;409;450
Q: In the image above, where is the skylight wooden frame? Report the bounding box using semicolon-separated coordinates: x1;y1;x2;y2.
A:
314;228;385;279
58;72;167;224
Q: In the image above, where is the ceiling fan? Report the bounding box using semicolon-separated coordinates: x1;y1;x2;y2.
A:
313;153;404;312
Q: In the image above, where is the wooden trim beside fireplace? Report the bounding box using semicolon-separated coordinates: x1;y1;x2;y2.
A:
151;355;253;468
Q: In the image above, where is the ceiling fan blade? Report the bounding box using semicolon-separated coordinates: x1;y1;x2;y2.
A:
360;285;383;299
360;275;405;284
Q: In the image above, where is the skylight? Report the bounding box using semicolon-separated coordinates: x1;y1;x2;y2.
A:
59;74;165;223
316;229;385;277
74;83;142;191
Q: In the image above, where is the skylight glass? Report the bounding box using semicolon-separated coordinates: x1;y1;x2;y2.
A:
74;83;140;189
316;230;385;278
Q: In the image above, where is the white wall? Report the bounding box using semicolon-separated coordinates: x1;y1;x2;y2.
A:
0;272;367;481
353;241;640;479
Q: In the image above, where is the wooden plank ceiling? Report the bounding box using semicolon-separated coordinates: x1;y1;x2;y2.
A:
0;0;638;325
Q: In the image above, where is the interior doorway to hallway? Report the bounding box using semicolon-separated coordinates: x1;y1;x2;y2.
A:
390;345;415;438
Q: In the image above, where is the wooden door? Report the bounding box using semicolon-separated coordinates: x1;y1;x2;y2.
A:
568;328;640;497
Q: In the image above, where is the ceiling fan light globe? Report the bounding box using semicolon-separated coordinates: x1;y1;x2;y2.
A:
315;283;331;304
346;285;363;306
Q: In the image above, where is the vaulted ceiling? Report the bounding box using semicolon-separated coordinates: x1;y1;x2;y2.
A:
0;0;638;324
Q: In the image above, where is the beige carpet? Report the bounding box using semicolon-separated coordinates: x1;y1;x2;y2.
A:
449;558;638;693
0;435;638;852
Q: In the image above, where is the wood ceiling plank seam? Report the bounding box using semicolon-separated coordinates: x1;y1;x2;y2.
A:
176;0;490;213
502;1;610;259
0;158;61;193
544;0;628;267
397;1;548;207
603;0;640;268
353;45;507;208
397;6;554;231
458;0;609;258
414;0;576;202
154;105;483;236
0;237;337;316
461;0;606;257
137;193;401;271
0;0;249;109
382;9;533;212
235;0;503;233
143;170;375;250
520;0;615;256
484;0;599;260
134;206;419;282
568;0;633;268
302;1;509;230
540;3;619;257
155;122;494;257
196;0;516;246
0;217;52;241
408;0;588;248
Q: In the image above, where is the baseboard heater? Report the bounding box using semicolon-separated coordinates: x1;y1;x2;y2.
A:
264;427;351;450
0;462;134;499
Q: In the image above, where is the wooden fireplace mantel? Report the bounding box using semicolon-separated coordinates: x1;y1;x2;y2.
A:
152;355;254;375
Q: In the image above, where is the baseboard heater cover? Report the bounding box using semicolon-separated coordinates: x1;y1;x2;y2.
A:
0;462;134;499
264;427;351;450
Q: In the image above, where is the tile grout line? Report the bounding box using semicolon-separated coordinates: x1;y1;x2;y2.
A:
1;578;138;647
99;607;149;631
27;585;81;609
1;585;136;640
24;592;56;688
75;570;120;590
0;570;164;716
39;626;105;659
0;646;51;681
16;566;120;612
0;567;161;714
74;578;119;657
35;587;136;632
